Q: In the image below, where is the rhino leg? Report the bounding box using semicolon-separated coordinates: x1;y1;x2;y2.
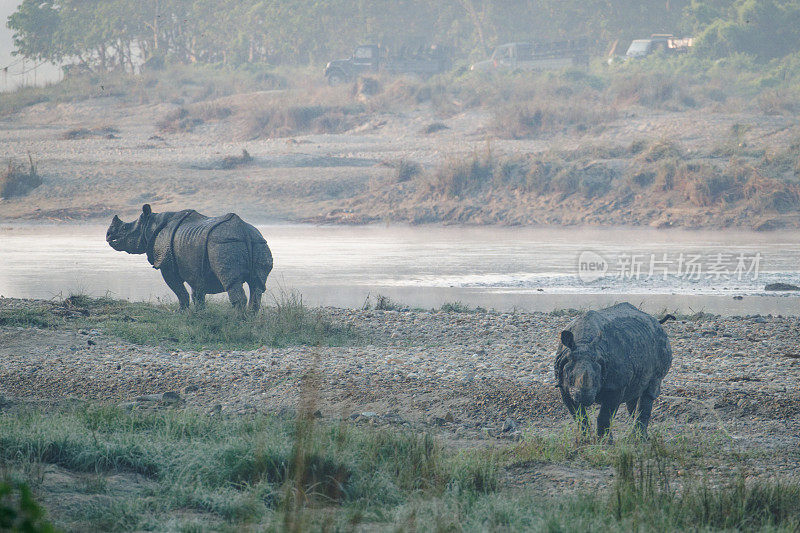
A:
597;401;620;444
633;394;655;438
247;282;263;312
161;268;189;310
561;387;591;438
227;284;247;311
574;405;592;439
191;288;206;310
626;398;638;416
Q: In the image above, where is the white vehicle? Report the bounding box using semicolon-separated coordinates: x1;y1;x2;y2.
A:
625;34;693;59
471;40;590;72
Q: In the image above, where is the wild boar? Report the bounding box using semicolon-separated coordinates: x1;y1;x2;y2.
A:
554;302;673;441
106;204;272;311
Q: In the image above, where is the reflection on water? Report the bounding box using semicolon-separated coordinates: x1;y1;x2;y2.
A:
1;223;799;316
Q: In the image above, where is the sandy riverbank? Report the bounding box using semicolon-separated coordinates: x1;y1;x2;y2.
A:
2;90;800;230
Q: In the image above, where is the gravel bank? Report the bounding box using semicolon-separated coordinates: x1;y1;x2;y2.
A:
1;299;798;426
3;298;800;490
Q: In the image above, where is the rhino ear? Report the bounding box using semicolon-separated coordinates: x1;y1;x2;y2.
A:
597;355;606;377
142;204;152;216
112;215;121;224
561;330;576;350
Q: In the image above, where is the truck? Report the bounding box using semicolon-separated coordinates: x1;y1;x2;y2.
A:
470;39;591;72
324;44;451;85
624;34;693;59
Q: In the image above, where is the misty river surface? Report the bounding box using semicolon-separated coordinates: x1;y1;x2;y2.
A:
1;223;800;316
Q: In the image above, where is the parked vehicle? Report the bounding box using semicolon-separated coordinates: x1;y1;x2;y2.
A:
470;39;591;72
324;44;451;84
625;34;693;59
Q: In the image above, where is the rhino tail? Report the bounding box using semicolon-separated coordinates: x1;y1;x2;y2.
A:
248;233;273;292
659;314;676;324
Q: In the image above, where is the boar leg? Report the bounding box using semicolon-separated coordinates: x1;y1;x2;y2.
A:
162;269;190;310
191;288;206;310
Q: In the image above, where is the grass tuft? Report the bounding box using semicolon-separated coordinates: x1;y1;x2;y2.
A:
1;156;42;199
3;292;357;349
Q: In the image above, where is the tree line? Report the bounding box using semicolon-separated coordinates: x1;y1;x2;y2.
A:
6;0;800;72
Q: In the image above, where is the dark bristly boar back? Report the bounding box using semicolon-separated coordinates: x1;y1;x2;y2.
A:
554;302;673;441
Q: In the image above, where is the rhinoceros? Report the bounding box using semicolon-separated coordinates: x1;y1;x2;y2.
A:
106;204;273;311
554;303;674;441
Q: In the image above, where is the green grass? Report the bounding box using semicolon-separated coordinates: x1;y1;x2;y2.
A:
0;293;358;349
0;403;497;531
3;403;798;531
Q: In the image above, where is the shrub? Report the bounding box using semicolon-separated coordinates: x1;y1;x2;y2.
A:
393;159;422;182
0;480;55;532
242;104;365;139
0;156;42;199
62;126;119;140
219;149;253;170
423;151;493;197
492;97;616;139
157;107;203;133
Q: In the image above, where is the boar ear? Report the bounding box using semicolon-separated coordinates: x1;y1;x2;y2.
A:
560;330;576;350
142;204;152;216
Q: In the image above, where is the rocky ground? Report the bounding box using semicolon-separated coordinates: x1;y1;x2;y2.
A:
2;298;799;492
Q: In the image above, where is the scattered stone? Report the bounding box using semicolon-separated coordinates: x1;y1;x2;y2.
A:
183;384;199;394
765;283;800;291
502;418;517;432
161;391;181;404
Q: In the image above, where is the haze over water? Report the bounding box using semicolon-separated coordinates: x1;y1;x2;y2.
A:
2;224;799;316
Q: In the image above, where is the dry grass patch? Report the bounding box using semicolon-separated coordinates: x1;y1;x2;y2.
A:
492;97;617;139
1;156;42;199
240;103;366;139
62;126;119;140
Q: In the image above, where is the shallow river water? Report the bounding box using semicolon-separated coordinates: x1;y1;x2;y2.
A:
1;223;799;316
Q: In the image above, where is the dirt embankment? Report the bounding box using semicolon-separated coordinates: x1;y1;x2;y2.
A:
1;92;799;229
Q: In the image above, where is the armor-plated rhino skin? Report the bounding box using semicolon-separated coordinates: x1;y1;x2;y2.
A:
106;204;273;311
554;302;673;441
